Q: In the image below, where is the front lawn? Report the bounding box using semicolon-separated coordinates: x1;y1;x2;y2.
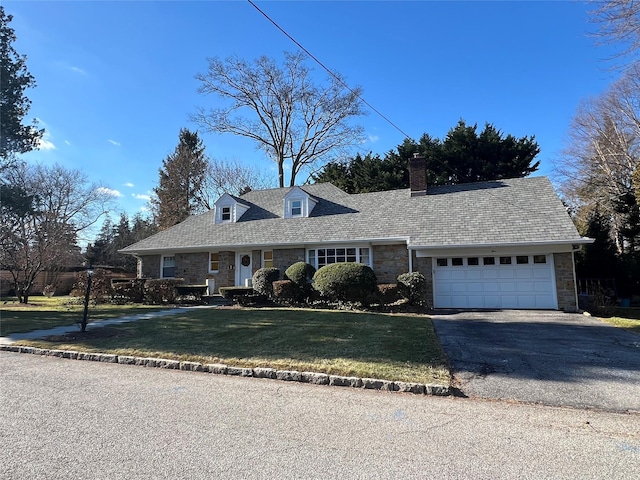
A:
16;307;451;384
0;296;166;336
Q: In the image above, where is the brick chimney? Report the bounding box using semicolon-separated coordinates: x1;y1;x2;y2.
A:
409;153;427;196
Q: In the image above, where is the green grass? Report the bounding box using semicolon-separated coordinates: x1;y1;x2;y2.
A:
596;307;640;334
0;296;166;336
16;307;451;384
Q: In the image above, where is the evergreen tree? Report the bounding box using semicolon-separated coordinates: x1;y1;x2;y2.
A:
0;6;43;168
150;129;208;230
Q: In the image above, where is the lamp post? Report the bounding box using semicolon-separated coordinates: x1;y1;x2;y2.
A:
81;266;94;333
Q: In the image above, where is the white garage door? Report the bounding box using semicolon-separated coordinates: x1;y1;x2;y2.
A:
433;254;557;309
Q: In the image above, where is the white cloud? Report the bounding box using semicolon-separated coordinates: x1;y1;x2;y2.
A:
96;187;123;198
69;66;87;75
368;134;380;143
139;206;150;212
64;140;71;146
124;182;134;188
108;139;121;146
38;135;56;151
132;193;151;201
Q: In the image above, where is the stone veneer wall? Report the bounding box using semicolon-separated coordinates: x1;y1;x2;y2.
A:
554;251;578;311
273;248;306;277
372;244;409;284
412;254;434;308
175;252;208;284
139;255;161;279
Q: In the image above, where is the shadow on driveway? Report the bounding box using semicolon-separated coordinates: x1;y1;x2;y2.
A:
431;310;640;412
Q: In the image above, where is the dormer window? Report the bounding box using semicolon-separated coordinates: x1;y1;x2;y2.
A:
291;200;302;217
283;186;317;219
213;193;249;224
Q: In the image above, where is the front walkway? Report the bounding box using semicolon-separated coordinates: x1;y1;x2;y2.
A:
0;307;215;346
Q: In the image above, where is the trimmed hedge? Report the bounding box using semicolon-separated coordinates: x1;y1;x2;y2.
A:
252;268;280;297
377;283;400;305
144;278;184;304
71;269;113;303
284;262;316;300
272;280;297;303
313;262;377;304
111;278;146;304
397;272;427;306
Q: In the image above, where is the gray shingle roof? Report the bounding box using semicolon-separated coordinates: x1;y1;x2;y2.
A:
120;177;583;254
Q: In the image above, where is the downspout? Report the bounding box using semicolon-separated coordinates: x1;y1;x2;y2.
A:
408;246;413;273
571;246;581;312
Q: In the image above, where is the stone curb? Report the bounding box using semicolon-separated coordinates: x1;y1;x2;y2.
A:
0;345;450;396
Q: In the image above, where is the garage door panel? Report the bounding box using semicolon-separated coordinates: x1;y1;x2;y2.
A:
434;255;557;309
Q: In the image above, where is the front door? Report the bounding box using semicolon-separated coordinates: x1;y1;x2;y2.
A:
237;252;253;286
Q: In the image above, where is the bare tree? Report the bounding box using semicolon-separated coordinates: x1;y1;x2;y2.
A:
558;65;640;253
590;0;640;67
196;158;273;210
192;51;366;188
0;163;113;303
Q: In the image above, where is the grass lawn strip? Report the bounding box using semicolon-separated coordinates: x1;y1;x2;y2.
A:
17;307;451;385
596;307;640;334
0;296;167;336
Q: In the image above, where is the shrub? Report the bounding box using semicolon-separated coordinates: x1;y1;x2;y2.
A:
252;268;280;297
219;286;254;300
111;278;146;304
71;269;113;303
313;262;377;304
272;279;297;303
144;278;184;304
284;262;316;300
42;284;56;298
377;283;400;305
397;272;427;306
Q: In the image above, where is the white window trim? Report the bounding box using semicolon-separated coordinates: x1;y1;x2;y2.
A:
306;245;373;270
161;255;176;279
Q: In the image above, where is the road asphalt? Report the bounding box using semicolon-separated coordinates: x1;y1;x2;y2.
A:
1;352;639;479
431;309;640;413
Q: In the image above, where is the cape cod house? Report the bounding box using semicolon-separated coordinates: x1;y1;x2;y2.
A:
120;157;591;310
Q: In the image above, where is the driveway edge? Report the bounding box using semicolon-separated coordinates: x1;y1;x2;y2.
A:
0;345;450;396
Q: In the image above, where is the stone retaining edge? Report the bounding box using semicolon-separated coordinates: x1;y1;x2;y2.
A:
0;345;450;396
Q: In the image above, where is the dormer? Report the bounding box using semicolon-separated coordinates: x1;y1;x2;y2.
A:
214;193;250;224
283;186;318;219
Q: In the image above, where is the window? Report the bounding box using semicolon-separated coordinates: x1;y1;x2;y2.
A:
436;258;448;267
483;257;496;265
221;206;231;221
210;252;219;272
516;256;529;265
308;246;371;269
533;255;547;264
263;250;273;268
452;258;463;266
291;200;302;216
467;257;479;266
162;256;175;278
499;256;512;265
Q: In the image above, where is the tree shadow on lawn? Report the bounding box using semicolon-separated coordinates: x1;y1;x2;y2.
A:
36;309;449;375
431;312;640;383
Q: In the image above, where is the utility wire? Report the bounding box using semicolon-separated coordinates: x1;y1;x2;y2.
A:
247;0;414;141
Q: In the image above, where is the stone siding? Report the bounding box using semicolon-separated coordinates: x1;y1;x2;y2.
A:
372;244;409;284
554;252;578;311
140;255;161;279
413;254;434;308
273;248;306;277
175;252;208;284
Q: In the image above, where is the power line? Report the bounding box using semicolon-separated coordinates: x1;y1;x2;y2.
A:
247;0;414;141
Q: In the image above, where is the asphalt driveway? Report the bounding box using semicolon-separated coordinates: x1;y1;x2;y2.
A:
431;310;640;412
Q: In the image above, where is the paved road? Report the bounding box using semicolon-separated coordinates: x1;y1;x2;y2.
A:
1;352;639;479
431;310;640;412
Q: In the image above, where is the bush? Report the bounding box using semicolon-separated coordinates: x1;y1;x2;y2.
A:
219;286;254;300
42;284;56;298
71;269;113;303
252;268;280;297
111;278;146;304
144;278;184;304
397;272;427;306
272;279;297;303
377;283;400;305
284;262;316;300
313;262;377;305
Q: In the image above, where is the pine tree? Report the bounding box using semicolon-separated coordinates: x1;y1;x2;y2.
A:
151;129;208;230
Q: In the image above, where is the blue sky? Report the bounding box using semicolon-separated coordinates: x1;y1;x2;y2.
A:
7;0;619;222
